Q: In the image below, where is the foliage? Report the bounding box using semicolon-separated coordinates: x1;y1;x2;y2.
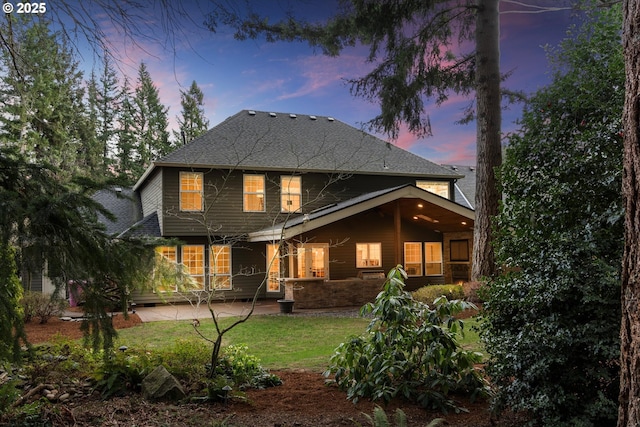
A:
325;266;487;412
21;292;67;325
412;284;465;306
213;344;281;390
174;80;210;144
0;244;27;363
94;348;160;398
482;6;623;426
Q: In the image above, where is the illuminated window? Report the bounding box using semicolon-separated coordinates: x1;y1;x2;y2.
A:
425;242;443;275
281;176;302;213
182;245;205;289
296;244;329;278
155;246;177;292
356;243;382;268
180;172;203;211
210;245;231;290
403;242;422;276
266;244;281;292
416;180;449;199
244;174;265;212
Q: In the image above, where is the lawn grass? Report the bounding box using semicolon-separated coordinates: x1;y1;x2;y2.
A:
115;314;485;371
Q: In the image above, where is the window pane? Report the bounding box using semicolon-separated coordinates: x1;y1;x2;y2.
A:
416;180;449;199
180;172;203;211
267;244;281;292
210;245;231;290
155;246;177;292
244;175;265;212
356;243;382;268
281;176;301;212
404;242;422;276
182;245;205;289
450;240;469;261
424;242;443;275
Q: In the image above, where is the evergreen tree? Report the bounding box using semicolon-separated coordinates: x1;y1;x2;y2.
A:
0;243;28;363
95;54;121;172
0;17;90;176
483;6;623;425
174;80;210;144
133;62;170;175
114;77;137;184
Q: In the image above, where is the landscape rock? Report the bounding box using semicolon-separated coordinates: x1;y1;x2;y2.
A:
141;366;185;402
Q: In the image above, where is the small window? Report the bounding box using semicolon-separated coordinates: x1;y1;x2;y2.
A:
244;174;265;212
210;245;231;290
425;242;443;275
180;172;203;211
281;176;302;213
450;240;470;262
182;245;205;289
404;242;422;276
155;246;178;292
356;243;382;268
416;180;449;199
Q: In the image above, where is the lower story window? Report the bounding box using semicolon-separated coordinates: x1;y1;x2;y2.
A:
425;242;443;276
182;245;205;290
155;246;178;292
356;243;381;268
210;245;231;290
266;244;281;292
403;242;422;276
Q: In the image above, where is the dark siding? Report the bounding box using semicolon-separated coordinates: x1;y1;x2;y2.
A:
160;166;455;238
140;169;163;231
298;208;444;285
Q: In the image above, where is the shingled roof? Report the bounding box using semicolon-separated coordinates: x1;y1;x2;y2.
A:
136;110;462;187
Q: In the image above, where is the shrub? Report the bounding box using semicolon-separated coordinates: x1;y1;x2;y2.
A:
21;291;67;324
325;266;487;412
461;281;485;303
213;344;281;390
411;284;464;306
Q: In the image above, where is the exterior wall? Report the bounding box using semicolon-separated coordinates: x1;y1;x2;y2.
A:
158;166;455;237
140;168;163;232
284;278;384;309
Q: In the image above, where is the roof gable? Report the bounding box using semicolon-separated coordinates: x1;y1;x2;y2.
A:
148;110;462;179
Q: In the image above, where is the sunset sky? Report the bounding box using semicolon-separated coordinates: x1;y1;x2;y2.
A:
67;1;584;166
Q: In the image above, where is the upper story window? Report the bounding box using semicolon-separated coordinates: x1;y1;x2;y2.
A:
210;245;231;290
244;174;265;212
356;243;382;268
180;172;203;211
281;176;302;213
416;180;449;199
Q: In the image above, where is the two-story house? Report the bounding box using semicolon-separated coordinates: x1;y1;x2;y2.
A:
122;110;474;307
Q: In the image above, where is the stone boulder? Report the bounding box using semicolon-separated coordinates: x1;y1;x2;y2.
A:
141;365;186;402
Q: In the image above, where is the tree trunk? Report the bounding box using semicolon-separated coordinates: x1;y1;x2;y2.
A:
619;2;640;425
471;0;501;281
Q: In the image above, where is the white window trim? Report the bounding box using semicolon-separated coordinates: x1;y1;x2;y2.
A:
210;245;232;291
243;174;266;212
182;245;206;290
266;244;281;292
179;172;204;212
424;242;443;276
403;242;423;277
154;246;178;292
356;242;382;268
280;175;302;213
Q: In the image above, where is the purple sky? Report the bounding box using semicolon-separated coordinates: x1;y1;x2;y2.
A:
81;1;582;166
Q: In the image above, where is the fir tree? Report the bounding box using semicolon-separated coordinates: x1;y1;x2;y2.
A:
174;80;210;144
115;77;138;184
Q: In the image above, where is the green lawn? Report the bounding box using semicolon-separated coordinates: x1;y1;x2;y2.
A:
115;314;485;371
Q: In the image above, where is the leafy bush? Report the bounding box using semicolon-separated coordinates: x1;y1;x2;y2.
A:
482;6;623;426
94;348;160;398
412;284;464;306
21;291;67;324
325;266;487;412
213;344;281;390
